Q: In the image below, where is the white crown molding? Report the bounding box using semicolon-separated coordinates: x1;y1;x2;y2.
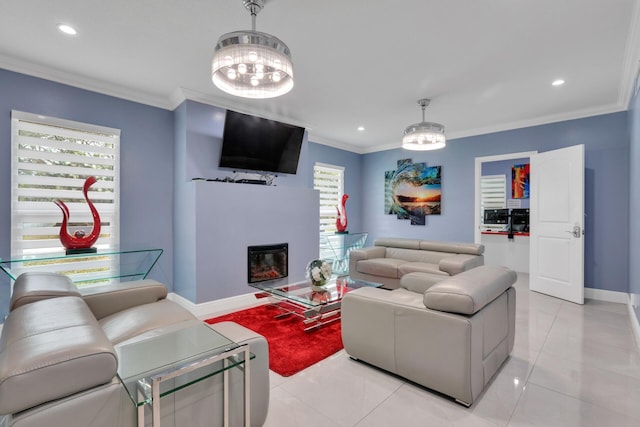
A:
620;0;640;107
361;102;628;154
0;54;174;110
306;132;365;154
1;56;633;155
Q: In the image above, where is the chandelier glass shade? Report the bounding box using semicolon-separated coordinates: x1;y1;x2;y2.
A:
402;99;446;151
211;1;294;99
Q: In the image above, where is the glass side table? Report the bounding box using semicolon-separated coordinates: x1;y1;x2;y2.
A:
116;323;253;427
319;232;368;275
0;248;163;286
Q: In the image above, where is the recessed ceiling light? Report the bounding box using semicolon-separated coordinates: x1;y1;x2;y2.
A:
552;79;565;86
357;126;365;131
57;24;77;35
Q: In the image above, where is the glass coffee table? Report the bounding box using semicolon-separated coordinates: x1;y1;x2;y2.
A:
249;276;382;331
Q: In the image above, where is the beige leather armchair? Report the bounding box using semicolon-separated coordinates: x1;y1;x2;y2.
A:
341;265;516;406
0;272;269;427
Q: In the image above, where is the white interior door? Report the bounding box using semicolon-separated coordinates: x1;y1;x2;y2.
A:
530;144;585;304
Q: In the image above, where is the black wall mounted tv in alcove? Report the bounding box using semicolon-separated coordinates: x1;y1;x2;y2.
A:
219;110;305;174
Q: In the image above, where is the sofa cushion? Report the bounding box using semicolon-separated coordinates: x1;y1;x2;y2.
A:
423;265;517;315
356;258;407;279
82;279;169;320
10;272;81;311
419;240;484;255
400;272;448;293
99;299;197;345
0;296;117;415
374;238;421;249
397;262;449;276
385;247;449;264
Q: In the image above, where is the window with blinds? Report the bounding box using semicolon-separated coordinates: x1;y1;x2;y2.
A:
480;174;507;231
11;111;120;257
313;163;344;236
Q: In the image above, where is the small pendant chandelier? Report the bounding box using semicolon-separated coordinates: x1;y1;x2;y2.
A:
402;99;446;151
211;0;294;99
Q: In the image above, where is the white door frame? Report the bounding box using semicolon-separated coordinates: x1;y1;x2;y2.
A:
474;151;538;244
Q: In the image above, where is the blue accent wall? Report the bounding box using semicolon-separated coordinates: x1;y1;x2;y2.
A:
482;157;531;209
363;112;629;292
0;67;635;319
630;86;640;325
173;100;318;303
0;69;175;317
308;142;364;235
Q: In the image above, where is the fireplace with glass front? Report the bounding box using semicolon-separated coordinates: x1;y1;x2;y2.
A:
248;243;288;283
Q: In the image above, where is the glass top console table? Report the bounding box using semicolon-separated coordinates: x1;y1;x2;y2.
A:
0;248;163;286
116;323;253;427
319;232;368;275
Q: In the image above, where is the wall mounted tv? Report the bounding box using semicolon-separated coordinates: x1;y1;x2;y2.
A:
219;110;305;174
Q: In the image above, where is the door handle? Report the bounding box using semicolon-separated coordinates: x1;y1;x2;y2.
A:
565;225;582;238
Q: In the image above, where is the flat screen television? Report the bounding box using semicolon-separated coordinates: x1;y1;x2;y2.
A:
219;110;305;174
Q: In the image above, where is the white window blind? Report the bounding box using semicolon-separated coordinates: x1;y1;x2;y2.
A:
480;174;507;231
313;163;344;236
11;111;120;257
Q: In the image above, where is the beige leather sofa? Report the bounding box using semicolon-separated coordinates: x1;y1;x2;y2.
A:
0;272;269;427
349;237;485;289
341;265;517;406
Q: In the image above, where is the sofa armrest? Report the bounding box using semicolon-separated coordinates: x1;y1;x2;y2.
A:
0;297;117;415
207;321;270;427
81;279;168;320
438;254;484;276
349;246;386;275
423;265;517;315
350;246;386;261
10;272;81;311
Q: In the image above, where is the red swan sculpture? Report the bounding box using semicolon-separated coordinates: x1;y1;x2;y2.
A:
336;194;349;233
54;176;101;252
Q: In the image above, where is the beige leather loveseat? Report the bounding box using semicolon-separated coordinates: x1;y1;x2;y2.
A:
342;265;517;406
0;272;269;427
349;238;485;289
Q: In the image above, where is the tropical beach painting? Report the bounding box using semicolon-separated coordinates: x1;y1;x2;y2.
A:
385;160;442;225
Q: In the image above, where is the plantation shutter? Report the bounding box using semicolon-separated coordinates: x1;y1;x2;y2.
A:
11;111;120;256
480;174;507;231
313;163;344;236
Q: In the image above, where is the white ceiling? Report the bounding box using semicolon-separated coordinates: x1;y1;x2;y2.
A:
1;0;639;153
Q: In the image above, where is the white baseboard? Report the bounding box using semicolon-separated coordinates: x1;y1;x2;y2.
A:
629;294;640;351
167;291;266;320
584;287;629;304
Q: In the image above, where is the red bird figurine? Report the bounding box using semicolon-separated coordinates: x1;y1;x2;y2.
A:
54;176;101;251
336;194;349;233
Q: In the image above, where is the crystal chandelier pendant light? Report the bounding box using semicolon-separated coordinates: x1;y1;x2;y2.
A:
402;99;446;151
211;0;294;99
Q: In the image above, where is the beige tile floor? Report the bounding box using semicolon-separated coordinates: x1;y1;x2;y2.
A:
261;274;640;427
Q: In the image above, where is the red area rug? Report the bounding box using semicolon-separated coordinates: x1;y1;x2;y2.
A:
205;304;343;377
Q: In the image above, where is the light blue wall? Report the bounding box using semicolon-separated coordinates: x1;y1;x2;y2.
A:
308;142;364;235
630;87;640;324
363;112;629;292
0;69;175;320
177;100;312;187
173;100;319;303
0;68;634;314
482;157;531;209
